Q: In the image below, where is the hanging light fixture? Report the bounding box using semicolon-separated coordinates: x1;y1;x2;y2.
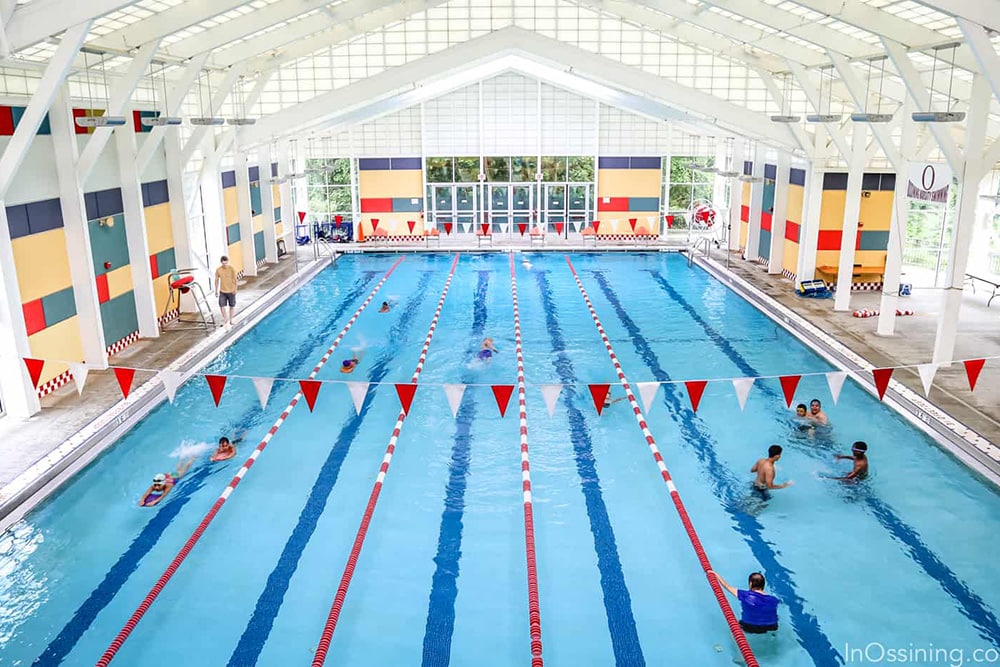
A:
142;61;182;126
806;66;842;123
770;72;801;123
285;138;307;180
75;50;127;127
716;137;741;178
738;141;763;183
190;70;225;125
694;136;718;173
268;141;287;184
227;75;256;125
851;56;893;123
912;43;965;123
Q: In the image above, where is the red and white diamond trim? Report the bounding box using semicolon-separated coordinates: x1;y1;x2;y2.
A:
591;234;657;242
367;235;425;243
158;308;180;327
106;330;140;357
830;281;884;292
37;369;73;398
781;268;797;282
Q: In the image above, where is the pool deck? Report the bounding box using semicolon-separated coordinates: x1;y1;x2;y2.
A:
0;237;997;519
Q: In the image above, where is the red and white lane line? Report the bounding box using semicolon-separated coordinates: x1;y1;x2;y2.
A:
311;253;461;667
563;256;759;667
95;257;406;667
509;253;544;667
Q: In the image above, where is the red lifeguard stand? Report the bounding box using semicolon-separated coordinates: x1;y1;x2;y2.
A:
163;269;216;330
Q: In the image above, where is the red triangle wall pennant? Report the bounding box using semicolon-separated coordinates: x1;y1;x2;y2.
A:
481;223;490;236
299;380;321;411
518;223;527;235
205;374;228;407
589;384;611;415
872;368;893;400
407;220;416;233
591;220;600;232
396;383;417;415
778;375;801;407
444;222;453;235
297;210;306;223
555;222;564;234
492;385;514;417
23;358;45;388
964;359;985;391
629;218;637;231
114;367;136;399
371;218;380;231
685;380;708;412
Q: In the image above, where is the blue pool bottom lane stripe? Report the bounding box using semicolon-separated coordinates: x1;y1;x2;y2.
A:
649;268;1000;646
422;270;491;667
534;270;645;667
227;271;436;666
33;271;383;666
589;270;841;666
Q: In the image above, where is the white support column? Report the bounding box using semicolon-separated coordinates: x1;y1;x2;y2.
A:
348;141;361;241
713;139;728;212
49;86;109;368
768;152;790;274
198;167;228;273
727;137;745;251
834;123;868;311
0;207;41;417
877;96;918;336
163;129;193;272
278;141;294;247
260;160;278;263
115;123;159;338
796;161;824;284
746;147;765;262
932;74;991;364
234;153;257;277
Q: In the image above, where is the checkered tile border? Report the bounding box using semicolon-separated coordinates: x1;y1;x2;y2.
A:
236;269;246;280
37;369;72;398
594;234;656;241
781;268;797;282
754;256;768;266
158;308;180;327
367;236;424;243
106;330;140;357
830;281;884;292
256;257;268;267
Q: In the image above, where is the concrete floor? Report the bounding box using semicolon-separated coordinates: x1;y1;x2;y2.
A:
713;249;1000;446
1;238;996;501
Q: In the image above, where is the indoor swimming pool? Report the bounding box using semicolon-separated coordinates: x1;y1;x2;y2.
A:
1;251;999;666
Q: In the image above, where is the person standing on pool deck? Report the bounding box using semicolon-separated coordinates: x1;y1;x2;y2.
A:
833;441;869;481
214;255;238;328
752;445;794;491
708;570;780;634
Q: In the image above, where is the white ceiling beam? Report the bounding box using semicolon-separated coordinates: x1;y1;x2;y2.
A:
957;19;1000;106
754;67;813;154
693;0;877;59
76;40;160;183
181;63;246;164
245;0;451;75
829;51;903;170
241;27;798;151
212;71;274;158
87;0;249;52
5;0;132;52
916;0;1000;34
135;52;210;173
597;0;826;68
787;60;851;160
881;37;963;173
0;21;90;198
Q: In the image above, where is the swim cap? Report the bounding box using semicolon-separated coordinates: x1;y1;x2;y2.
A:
342;359;352;367
153;473;166;483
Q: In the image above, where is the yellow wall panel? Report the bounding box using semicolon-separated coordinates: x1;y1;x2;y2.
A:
152;274;173;315
819;190;847;229
815;250;840;268
272;184;281;203
144;203;173;255
597;169;661;197
12;228;72;303
227;242;244;273
29;315;84;385
106;264;134;300
786;184;804;224
253;215;264;233
853;250;887;268
741;182;751;206
275;222;284;237
783;241;799;275
739;220;748;248
859;192;894;231
359;170;423;198
223;187;240;224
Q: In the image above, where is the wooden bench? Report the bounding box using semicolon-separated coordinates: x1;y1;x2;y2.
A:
965;273;1000;307
816;264;885;282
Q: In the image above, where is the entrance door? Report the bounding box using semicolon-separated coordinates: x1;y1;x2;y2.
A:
431;185;454;231
511;185;533;237
544;184;566;236
455;184;477;234
568;184;591;235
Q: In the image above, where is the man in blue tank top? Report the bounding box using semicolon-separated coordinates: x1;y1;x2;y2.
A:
709;570;779;634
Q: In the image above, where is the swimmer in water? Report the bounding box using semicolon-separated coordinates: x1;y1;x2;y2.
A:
139;458;195;507
603;393;628;409
212;431;245;460
807;398;829;426
476;337;499;361
340;350;364;374
379;301;391;313
832;441;869;481
793;403;814;435
752;445;794;493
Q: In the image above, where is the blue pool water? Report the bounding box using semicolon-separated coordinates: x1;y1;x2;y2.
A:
2;252;1000;666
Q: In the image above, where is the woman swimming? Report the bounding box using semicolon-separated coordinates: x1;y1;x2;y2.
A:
139;458;194;507
340;350;364;373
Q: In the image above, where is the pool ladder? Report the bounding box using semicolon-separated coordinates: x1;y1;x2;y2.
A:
687;236;713;267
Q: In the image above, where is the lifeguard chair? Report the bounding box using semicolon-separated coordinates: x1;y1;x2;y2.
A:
162;269;216;330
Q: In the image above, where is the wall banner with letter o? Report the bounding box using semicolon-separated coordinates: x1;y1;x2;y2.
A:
906;162;952;204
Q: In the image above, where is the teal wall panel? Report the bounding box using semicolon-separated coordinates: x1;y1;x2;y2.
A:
227;223;241;245
101;291;138;346
254;231;265;261
155;247;176;275
858;230;890;251
41;286;76;326
89;214;129;275
249;184;262;216
759;230;771;260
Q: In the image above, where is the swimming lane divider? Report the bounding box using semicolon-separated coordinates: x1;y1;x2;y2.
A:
563;255;760;667
509;253;544;666
311;252;461;667
94;256;406;667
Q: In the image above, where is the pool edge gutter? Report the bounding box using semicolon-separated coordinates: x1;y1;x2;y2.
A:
692;253;1000;490
0;255;335;534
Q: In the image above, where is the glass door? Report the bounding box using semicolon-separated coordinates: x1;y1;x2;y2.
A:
489;185;510;236
544;184;567;236
455;184;477;235
568;183;591;236
511;184;533;237
431;185;454;232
